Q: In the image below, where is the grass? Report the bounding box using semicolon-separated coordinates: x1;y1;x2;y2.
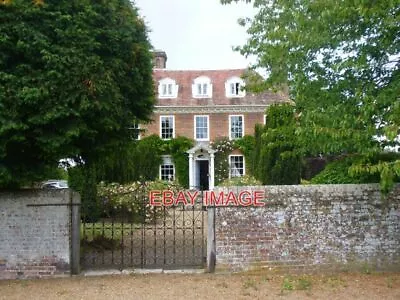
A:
281;276;312;292
281;277;294;291
80;222;131;250
297;277;312;290
323;275;348;289
80;222;138;241
386;276;394;288
361;263;373;275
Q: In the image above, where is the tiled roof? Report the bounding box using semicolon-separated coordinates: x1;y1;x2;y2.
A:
153;69;289;106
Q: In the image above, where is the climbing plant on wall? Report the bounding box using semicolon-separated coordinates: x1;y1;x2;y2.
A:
167;136;193;188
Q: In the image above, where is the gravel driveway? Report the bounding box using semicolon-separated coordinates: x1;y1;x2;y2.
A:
1;272;399;300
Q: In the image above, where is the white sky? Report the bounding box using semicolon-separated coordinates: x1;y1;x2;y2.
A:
133;0;255;70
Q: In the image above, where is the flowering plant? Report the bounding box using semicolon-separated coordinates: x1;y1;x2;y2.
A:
210;137;235;185
97;180;183;223
219;175;261;187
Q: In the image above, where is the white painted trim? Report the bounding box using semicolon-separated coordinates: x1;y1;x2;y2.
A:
189;153;194;189
228;154;245;178
192;76;212;98
225;76;246;98
158;78;178;99
136;123;141;141
154;105;271;114
194;115;210;141
159;115;175;140
159;155;175;181
228;114;244;140
129;121;141;140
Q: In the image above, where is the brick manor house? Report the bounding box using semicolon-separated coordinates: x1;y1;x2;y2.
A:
139;51;288;190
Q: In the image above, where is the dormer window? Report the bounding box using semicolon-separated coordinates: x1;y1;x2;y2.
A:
225;76;245;98
158;78;178;99
192;76;212;98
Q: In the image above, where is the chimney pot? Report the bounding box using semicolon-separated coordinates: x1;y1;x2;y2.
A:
153;50;167;69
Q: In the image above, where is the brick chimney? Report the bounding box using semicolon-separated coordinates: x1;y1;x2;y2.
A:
153;50;167;69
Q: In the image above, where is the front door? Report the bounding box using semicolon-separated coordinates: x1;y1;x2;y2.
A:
198;160;209;191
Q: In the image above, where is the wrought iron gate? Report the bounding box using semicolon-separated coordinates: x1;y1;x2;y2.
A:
80;183;207;270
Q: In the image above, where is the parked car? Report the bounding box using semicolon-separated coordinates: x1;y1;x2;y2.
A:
41;180;69;189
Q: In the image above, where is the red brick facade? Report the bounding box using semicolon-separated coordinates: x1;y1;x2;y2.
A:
142;111;265;141
144;52;288;186
141;64;288;141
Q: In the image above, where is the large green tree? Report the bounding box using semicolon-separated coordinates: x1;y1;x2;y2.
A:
222;0;400;190
0;0;154;187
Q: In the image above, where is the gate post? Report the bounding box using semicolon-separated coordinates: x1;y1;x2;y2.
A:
207;206;216;273
70;191;81;275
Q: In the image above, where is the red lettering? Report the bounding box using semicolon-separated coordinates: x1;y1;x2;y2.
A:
187;191;199;205
149;191;162;206
253;191;265;207
162;191;174;206
207;191;224;206
225;191;239;206
238;191;252;206
175;191;188;205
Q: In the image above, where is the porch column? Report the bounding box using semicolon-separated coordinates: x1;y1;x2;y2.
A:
189;153;194;189
209;153;215;190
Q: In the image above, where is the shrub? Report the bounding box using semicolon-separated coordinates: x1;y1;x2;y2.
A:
254;104;302;185
168;136;194;188
96;141;139;184
219;175;261;186
97;180;183;223
211;137;235;185
311;153;400;184
69;163;101;222
234;135;256;175
134;135;164;181
310;157;365;184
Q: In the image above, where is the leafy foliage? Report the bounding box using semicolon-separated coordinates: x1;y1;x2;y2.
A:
258;104;302;184
69;135;192;221
97;180;183;223
0;0;154;188
234;135;256;174
219;175;261;186
210;137;235;185
95;141;140;184
311;156;377;184
168;136;194;188
133;135;164;181
311;153;400;188
349;153;400;193
69;163;100;222
222;0;400;192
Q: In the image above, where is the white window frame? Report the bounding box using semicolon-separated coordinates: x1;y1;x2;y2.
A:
158;78;178;99
160;115;175;140
194;115;210;141
225;76;246;98
229;155;245;178
130;121;141;140
229;115;244;140
192;76;212;98
160;155;175;181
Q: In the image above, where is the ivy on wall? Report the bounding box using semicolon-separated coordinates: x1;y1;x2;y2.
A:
234;135;256;176
166;136;193;188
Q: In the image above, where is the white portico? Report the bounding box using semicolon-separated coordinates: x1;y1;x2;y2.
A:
187;143;215;191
